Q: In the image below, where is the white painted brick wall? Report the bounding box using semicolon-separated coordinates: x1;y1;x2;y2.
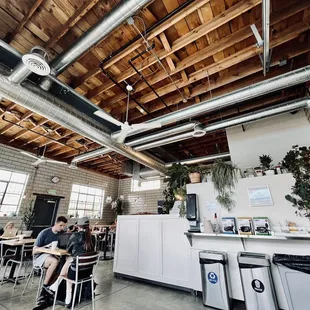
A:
118;178;166;214
0;144;119;229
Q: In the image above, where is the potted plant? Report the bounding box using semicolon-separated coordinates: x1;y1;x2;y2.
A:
111;197;123;218
259;154;274;175
283;146;310;217
20;200;36;237
164;163;189;217
211;161;238;211
188;165;201;183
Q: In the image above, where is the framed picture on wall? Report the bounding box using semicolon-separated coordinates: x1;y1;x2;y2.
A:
247;185;273;207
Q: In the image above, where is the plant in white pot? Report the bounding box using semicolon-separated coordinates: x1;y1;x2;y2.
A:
259;154;274;175
20;200;36;237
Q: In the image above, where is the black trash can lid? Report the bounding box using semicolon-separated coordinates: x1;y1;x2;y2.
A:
273;254;310;274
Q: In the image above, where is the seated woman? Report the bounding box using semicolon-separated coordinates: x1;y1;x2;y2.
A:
50;217;96;307
1;221;17;238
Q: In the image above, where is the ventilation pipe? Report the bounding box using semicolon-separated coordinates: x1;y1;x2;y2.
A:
0;72;165;173
134;97;310;151
117;66;310;137
71;122;197;164
165;153;230;167
39;0;153;90
8;47;50;84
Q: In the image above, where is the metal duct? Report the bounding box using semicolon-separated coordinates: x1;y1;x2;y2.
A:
133;97;310;150
40;0;152;89
118;66;310;136
165;153;230;167
71;122;197;163
0;73;165;173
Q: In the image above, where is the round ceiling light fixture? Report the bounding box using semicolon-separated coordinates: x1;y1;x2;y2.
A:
192;123;206;138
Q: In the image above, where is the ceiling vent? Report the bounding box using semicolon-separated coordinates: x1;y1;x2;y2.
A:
22;46;50;76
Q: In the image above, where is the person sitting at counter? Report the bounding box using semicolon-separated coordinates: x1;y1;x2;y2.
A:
1;221;17;238
33;216;68;296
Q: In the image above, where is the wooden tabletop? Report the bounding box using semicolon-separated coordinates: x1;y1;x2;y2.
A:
0;236;19;240
36;247;69;256
0;238;36;246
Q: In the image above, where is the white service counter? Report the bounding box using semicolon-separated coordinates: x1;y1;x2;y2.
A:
113;215;191;289
114;215;310;310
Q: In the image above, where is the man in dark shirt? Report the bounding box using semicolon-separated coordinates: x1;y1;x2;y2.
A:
33;216;67;294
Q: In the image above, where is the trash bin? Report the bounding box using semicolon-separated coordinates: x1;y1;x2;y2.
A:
199;250;231;310
237;252;279;310
273;254;310;310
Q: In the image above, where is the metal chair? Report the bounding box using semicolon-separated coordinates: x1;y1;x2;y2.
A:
52;251;100;310
0;242;17;277
21;257;47;300
1;242;34;289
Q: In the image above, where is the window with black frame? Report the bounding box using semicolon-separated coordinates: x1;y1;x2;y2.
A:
0;169;28;215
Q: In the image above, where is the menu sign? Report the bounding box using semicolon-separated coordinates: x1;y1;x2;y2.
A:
247;185;273;207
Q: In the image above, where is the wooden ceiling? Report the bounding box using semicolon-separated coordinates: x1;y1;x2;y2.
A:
0;0;309;177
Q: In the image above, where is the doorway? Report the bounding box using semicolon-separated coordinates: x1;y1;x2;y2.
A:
31;194;64;237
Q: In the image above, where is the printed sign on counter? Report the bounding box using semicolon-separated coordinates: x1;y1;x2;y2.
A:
247;185;273;207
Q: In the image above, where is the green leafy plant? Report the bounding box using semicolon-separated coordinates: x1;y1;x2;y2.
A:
259;154;273;170
163;187;175;214
211;161;238;211
20;200;36;230
283;146;310;217
164;163;189;217
111;197;123;217
187;165;201;174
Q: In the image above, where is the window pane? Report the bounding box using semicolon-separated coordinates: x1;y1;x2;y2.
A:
7;183;23;194
86;195;94;203
77;201;86;209
69;192;78;201
0;205;17;213
79;186;88;194
0;182;7;193
11;172;27;183
85;203;93;210
79;194;87;202
72;184;79;192
69;202;76;209
94;196;102;203
0;170;11;181
3;194;20;205
95;188;103;196
88;187;96;195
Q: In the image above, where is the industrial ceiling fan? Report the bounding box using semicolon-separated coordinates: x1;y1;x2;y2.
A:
94;85;162;143
20;146;68;167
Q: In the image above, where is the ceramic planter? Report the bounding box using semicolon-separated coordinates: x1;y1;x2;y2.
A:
189;172;201;183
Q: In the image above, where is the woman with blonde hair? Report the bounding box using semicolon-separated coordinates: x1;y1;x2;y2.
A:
1;221;17;237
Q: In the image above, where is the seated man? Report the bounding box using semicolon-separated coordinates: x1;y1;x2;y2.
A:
33;216;68;295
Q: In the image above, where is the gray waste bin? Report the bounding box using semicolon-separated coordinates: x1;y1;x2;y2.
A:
273;254;310;310
238;252;279;310
199;250;231;310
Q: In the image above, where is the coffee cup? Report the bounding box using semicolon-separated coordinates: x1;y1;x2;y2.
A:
18;235;24;241
51;241;58;250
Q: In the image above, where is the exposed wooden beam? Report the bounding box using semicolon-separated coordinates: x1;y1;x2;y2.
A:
0;111;33;135
71;0;211;88
86;0;261;101
101;0;310;109
113;23;309;116
9;118;48;142
128;44;309;121
5;0;44;44
44;0;100;49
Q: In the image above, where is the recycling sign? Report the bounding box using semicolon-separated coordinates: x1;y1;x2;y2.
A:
207;272;218;284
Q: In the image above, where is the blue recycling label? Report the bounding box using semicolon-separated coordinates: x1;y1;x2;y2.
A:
208;272;218;284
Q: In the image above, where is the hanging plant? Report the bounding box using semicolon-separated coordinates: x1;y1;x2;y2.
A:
283;145;310;217
211;160;238;211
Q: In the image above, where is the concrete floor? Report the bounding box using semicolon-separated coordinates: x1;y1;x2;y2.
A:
0;260;245;310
